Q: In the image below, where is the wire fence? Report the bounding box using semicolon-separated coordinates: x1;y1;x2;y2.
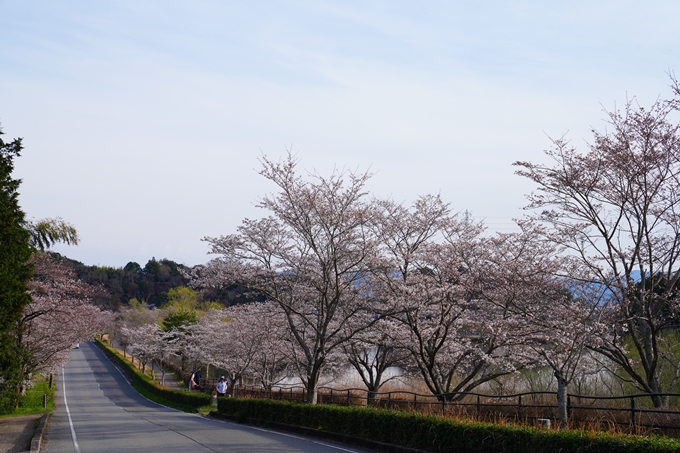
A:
209;384;680;436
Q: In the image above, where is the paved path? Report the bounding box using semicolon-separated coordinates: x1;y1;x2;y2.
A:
43;343;370;453
0;413;41;453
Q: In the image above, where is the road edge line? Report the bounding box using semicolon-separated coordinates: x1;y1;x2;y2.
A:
61;365;81;453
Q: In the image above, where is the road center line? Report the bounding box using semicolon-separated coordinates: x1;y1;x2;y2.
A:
62;365;82;453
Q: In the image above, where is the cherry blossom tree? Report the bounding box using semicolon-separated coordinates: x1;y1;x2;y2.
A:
112;302;160;358
193;306;266;392
477;224;608;428
373;196;529;401
514;88;680;407
121;323;162;374
192;154;381;403
118;321;185;385
241;302;292;389
153;329;183;386
21;253;105;384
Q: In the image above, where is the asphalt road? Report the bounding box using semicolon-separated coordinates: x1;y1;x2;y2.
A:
43;343;371;453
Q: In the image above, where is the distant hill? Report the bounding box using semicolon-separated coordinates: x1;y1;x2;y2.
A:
47;253;261;310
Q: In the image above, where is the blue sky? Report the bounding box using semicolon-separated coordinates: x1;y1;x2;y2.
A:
2;1;679;267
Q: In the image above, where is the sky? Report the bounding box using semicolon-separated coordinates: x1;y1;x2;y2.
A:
1;1;679;268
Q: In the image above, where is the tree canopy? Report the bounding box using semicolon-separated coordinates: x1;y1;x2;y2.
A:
514;82;680;407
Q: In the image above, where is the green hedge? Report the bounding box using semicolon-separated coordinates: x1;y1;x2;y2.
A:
217;398;680;453
95;340;211;409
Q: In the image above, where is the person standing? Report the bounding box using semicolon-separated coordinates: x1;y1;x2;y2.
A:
216;375;227;396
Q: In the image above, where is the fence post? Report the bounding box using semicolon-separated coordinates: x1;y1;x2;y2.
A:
630;397;636;427
567;395;572;419
414;393;417;411
290;387;293;402
518;394;522;420
330;388;333;404
388;392;391;410
442;397;446;416
476;394;481;418
347;389;351;406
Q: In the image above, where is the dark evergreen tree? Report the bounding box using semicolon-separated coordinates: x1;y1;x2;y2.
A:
0;128;33;414
48;253;256;309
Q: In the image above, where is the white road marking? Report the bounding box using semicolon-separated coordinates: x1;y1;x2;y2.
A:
312;441;361;452
233;423;361;452
62;365;82;453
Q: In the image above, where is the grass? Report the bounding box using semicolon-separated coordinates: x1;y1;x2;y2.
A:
198;404;217;416
0;376;56;418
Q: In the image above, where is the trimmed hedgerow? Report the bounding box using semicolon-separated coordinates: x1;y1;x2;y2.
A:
95;339;211;410
217;398;680;453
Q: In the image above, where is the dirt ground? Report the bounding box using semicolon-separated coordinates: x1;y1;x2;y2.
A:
0;414;41;453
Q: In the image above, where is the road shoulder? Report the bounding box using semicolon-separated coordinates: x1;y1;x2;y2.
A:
0;413;42;453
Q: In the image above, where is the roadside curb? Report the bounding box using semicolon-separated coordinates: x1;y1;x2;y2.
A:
208;411;429;453
29;413;49;453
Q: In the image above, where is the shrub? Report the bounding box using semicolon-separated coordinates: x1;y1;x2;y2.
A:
217;398;680;453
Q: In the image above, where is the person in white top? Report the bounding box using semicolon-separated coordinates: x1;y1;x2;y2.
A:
216;375;228;396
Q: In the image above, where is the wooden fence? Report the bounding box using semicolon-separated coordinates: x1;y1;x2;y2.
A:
222;384;680;436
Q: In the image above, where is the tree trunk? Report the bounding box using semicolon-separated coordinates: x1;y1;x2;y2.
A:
305;383;318;404
638;315;668;408
305;366;322;404
556;375;569;430
161;358;166;386
649;376;668;408
367;389;378;405
228;376;236;397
